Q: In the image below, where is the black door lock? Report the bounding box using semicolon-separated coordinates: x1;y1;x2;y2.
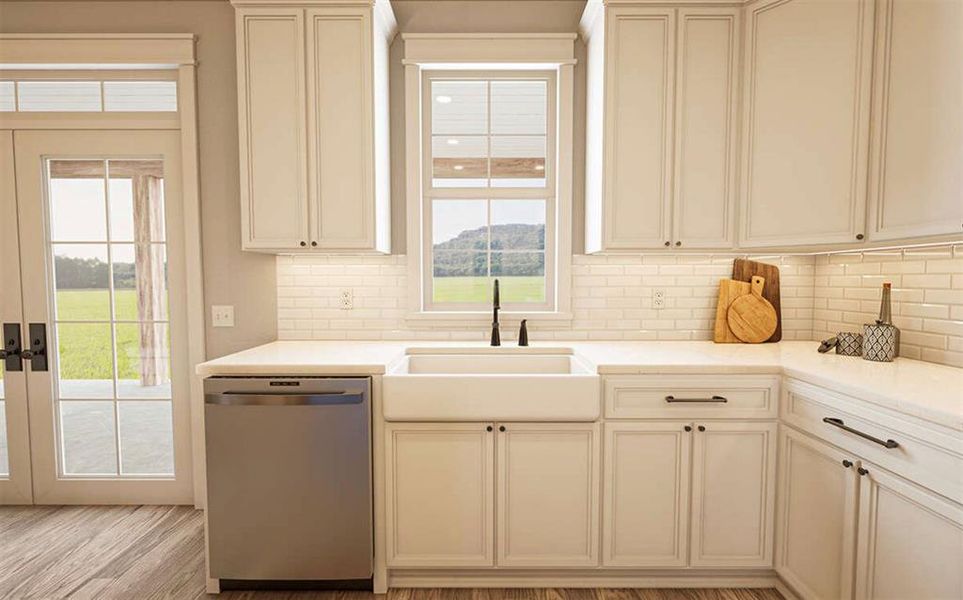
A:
2;323;23;372
24;323;48;372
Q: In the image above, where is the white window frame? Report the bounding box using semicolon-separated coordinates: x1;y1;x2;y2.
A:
422;69;558;312
404;34;576;322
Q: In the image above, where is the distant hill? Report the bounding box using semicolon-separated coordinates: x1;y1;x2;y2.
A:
433;223;545;277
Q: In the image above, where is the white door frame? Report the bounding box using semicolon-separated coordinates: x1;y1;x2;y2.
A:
0;34;207;506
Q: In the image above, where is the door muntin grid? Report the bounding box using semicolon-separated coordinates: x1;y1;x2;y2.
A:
44;157;174;478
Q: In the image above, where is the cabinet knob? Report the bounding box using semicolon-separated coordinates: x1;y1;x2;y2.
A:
856;234;865;240
499;425;506;432
675;241;682;247
299;241;307;247
697;425;706;432
857;467;869;476
664;241;671;247
486;425;493;432
311;241;318;247
842;459;853;468
684;425;692;432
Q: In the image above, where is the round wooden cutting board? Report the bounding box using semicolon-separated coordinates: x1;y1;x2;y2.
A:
727;275;778;343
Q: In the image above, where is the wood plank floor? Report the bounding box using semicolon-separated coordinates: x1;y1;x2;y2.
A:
0;506;784;600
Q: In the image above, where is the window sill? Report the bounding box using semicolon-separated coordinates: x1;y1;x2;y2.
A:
405;310;573;328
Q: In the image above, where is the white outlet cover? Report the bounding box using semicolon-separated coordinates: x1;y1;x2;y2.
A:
212;305;235;327
339;289;354;310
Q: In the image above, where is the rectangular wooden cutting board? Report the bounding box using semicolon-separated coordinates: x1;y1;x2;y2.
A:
732;258;782;342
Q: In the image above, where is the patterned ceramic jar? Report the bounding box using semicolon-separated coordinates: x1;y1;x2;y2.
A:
836;332;863;356
863;323;899;362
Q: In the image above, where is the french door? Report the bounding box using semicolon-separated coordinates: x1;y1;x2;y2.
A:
0;129;193;504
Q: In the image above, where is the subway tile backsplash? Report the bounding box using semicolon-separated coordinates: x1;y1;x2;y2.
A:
277;244;963;368
812;245;963;368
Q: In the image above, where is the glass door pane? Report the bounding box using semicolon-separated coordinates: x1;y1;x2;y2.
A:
46;158;174;478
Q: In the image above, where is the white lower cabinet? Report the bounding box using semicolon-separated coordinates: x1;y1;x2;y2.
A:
497;423;600;567
384;423;494;567
854;463;963;600
603;422;691;567
385;422;599;568
602;420;777;568
777;426;963;600
690;421;778;567
776;427;859;600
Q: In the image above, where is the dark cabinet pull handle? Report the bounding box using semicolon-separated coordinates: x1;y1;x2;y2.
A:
311;241;318;247
684;425;692;432
665;395;728;403
822;417;899;449
486;425;493;432
697;425;706;432
842;459;853;468
299;241;307;247
498;425;506;432
858;467;869;476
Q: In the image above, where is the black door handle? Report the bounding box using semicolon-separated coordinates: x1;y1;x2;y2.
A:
24;324;48;372
2;323;23;372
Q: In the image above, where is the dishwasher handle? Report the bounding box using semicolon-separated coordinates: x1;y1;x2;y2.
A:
205;392;365;406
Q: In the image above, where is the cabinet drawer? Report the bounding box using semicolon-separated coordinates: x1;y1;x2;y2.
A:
604;375;779;419
782;379;963;504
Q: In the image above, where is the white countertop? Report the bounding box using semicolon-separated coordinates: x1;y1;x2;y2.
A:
197;340;963;431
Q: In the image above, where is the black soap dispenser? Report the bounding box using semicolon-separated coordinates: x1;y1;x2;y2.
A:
518;319;529;347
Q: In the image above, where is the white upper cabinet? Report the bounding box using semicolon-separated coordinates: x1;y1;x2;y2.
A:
867;0;963;241
673;9;740;249
235;8;309;250
740;0;874;248
234;0;394;253
582;2;739;252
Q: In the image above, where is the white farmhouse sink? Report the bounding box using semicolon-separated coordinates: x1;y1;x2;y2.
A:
382;351;600;422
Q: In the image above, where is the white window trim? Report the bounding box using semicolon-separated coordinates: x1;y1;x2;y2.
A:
404;33;576;324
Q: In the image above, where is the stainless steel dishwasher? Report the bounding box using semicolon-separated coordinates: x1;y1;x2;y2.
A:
204;376;372;588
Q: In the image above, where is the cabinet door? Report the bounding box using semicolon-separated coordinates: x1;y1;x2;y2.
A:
740;0;874;247
691;421;777;567
855;463;963;600
306;8;375;250
867;0;963;241
776;427;859;600
672;8;739;249
603;7;675;249
385;423;494;567
236;8;310;250
602;422;691;567
497;423;599;567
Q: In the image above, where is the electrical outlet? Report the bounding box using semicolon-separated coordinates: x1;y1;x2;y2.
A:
339;289;354;310
211;305;235;328
652;289;666;309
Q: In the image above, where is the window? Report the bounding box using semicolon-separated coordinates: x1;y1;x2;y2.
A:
423;71;557;311
0;79;177;112
46;158;174;477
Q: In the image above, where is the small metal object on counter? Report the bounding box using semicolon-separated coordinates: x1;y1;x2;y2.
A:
518;319;529;346
817;337;837;353
836;331;863;356
863;282;899;362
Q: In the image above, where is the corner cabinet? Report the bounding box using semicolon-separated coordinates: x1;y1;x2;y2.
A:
581;2;740;251
740;0;874;248
233;0;394;253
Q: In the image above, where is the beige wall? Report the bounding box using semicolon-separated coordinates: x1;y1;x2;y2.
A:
0;0;588;357
0;0;278;358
